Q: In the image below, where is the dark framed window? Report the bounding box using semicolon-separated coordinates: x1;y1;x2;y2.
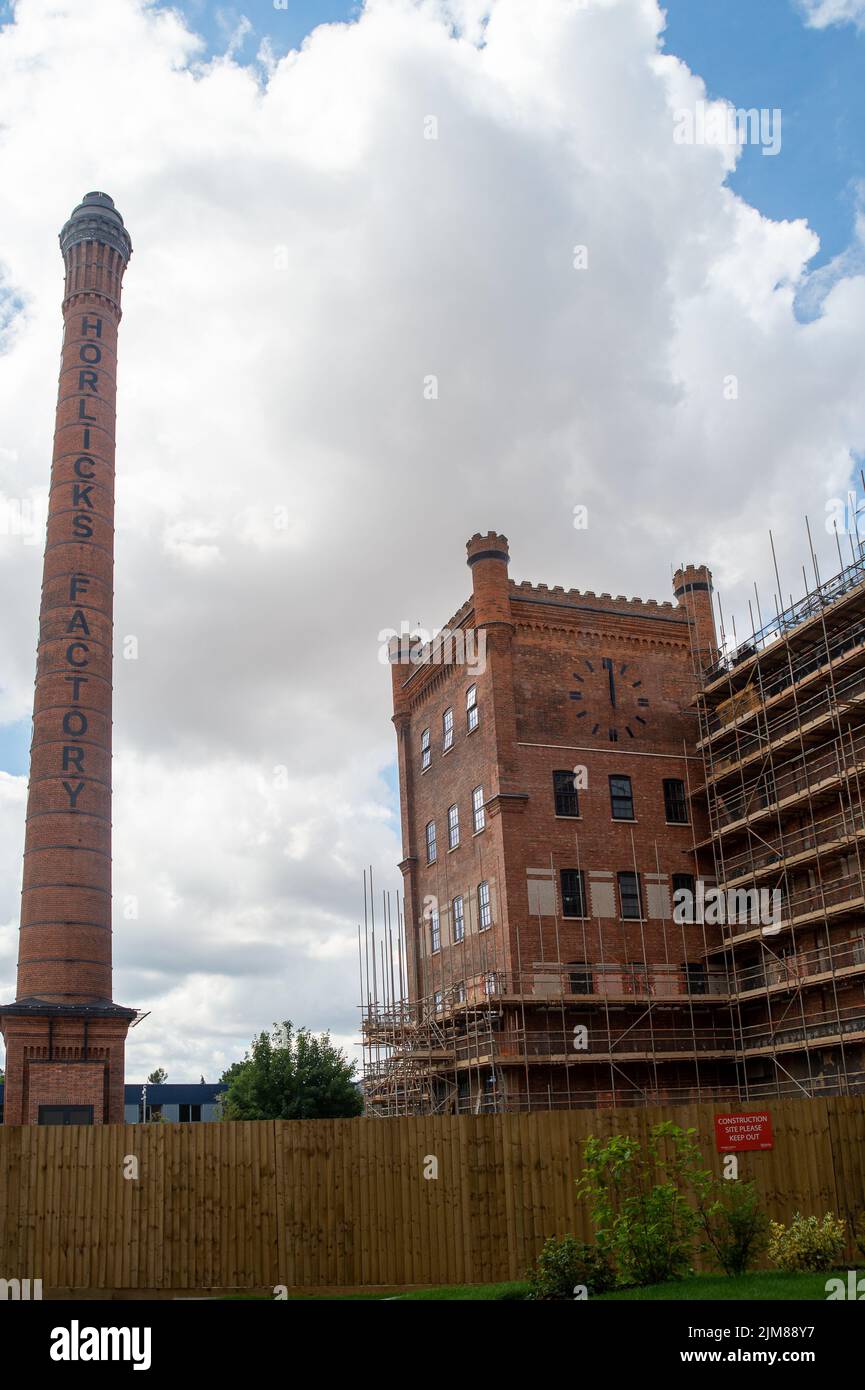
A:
38;1105;93;1126
553;769;580;818
758;769;777;808
178;1104;202;1123
484;971;498;996
430;908;441;953
443;707;454;751
454;980;467;1004
472;785;485;833
478;880;491;929
425;820;437;864
568;963;593;995
609;775;634;820
433;990;443;1014
672;873;695;924
452;895;465;943
466;684;479;732
663;778;688;824
560;868;587;919
684;962;708;995
421;727;431;770
618;871;642;919
448;803;460;850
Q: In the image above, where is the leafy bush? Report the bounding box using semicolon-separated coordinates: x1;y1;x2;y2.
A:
854;1212;865;1264
698;1180;770;1277
527;1235;616;1300
767;1212;846;1272
575;1123;710;1287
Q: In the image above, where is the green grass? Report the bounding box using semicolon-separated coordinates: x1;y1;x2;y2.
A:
594;1271;834;1301
392;1281;531;1301
225;1270;840;1300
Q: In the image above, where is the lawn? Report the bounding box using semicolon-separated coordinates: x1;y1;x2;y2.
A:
594;1271;833;1301
260;1270;836;1300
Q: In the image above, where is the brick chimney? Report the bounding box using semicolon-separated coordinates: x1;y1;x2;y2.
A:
0;194;139;1125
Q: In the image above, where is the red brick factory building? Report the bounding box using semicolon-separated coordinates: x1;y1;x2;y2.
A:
0;193;140;1125
362;530;865;1114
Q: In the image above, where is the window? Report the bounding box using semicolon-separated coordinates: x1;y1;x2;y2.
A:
426;820;437;864
553;769;580;818
568;963;593;995
454;980;467;1004
758;768;777;808
448;803;460;850
466;684;478;732
478;880;492;930
484;971;498;997
433;990;443;1014
430;907;441;953
443;707;454;751
39;1105;93;1126
452;895;465;943
672;872;695;896
137;1102;163;1123
663;778;688;824
609;775;634;820
560;869;587;919
672;873;695;924
421;727;431;770
178;1103;202;1123
618;871;642;919
472;785;485;833
684;962;708;995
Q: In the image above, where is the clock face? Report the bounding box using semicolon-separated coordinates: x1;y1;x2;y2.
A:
568;656;650;742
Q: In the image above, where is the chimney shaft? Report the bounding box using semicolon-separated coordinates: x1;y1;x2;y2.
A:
0;194;138;1125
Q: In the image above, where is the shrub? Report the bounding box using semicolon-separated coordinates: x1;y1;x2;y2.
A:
854;1212;865;1264
698;1180;770;1277
575;1123;710;1287
767;1212;846;1273
527;1235;616;1300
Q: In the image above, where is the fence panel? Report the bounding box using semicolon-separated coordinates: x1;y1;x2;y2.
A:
1;1097;863;1291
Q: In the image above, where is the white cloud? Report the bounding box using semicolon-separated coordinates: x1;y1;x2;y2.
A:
1;0;864;1080
796;0;865;29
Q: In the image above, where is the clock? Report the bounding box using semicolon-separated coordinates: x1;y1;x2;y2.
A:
568;657;650;742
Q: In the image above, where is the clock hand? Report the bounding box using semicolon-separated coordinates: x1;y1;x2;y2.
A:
603;657;616;709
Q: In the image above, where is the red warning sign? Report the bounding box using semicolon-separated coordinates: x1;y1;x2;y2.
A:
714;1112;774;1152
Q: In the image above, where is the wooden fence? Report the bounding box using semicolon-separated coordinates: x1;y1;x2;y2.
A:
1;1097;864;1292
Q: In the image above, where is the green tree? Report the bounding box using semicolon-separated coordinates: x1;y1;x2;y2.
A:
219;1021;363;1120
147;1067;168;1084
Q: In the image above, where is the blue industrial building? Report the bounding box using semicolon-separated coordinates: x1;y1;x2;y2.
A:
0;1081;226;1125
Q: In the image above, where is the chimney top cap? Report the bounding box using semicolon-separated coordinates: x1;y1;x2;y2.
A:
60;191;132;264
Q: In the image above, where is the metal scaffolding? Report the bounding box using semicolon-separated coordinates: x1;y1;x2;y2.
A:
689;527;865;1103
